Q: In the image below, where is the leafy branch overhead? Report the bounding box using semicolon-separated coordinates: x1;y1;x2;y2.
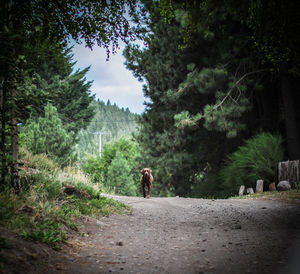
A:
174;67;267;138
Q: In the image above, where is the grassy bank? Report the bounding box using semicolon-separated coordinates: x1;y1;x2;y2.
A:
0;148;129;248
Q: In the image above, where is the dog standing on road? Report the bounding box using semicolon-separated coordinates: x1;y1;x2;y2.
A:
140;168;153;198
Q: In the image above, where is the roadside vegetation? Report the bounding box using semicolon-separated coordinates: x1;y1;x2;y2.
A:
0;148;129;248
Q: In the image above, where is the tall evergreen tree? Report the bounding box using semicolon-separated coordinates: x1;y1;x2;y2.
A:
19;45;95;137
124;1;239;196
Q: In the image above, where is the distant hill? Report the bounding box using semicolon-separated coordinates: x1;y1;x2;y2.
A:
75;99;138;161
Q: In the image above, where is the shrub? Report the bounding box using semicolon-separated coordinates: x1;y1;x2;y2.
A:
82;136;140;191
106;151;137;196
82;155;104;184
219;132;284;197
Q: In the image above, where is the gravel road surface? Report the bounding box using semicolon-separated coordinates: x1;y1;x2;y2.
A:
62;195;300;274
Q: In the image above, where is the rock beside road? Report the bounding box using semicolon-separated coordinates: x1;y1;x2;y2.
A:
246;187;254;194
277;180;291;191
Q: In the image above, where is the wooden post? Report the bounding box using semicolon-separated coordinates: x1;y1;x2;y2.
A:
278;160;300;188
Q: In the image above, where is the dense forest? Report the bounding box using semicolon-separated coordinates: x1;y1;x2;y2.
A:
76;99;137;161
0;0;299;200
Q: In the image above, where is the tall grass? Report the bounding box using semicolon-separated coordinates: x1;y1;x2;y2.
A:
0;148;128;247
219;132;284;197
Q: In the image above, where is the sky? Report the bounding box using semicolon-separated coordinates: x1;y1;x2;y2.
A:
71;42;146;114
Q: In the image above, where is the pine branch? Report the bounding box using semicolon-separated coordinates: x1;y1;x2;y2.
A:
214;69;268;110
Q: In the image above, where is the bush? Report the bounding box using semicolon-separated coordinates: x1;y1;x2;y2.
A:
219;132;284;197
82;155;104;184
106;151;137;196
82;136;140;192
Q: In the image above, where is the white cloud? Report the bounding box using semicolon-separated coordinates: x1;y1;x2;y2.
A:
71;42;146;114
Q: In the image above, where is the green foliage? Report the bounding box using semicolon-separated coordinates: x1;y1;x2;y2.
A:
17;45;95;135
19;147;59;171
21;103;76;166
247;1;300;76
220;133;284;197
21;222;66;246
158;0;174;24
66;196;129;217
125;0;299;198
71;181;99;199
82;156;104;184
76;100;138;161
107;152;137;196
82;136;140;196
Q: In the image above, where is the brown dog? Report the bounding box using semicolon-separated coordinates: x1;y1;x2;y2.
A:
140;168;153;198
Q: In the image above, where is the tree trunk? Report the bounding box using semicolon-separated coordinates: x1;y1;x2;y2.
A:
7;0;21;194
11;85;20;194
281;67;300;160
0;78;7;191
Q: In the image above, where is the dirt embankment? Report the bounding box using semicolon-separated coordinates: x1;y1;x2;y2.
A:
1;195;300;274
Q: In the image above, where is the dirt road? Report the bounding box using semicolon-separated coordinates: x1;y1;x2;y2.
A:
61;195;300;274
2;195;300;274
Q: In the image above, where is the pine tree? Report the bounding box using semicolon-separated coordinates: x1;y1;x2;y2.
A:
19;45;95;137
22;103;75;166
124;1;242;196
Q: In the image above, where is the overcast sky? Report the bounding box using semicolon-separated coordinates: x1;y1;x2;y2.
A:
71;42;146;114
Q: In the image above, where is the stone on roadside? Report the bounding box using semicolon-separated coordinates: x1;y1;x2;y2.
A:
238;185;245;196
269;182;276;191
277;181;291;191
256;180;264;193
246;188;254;194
